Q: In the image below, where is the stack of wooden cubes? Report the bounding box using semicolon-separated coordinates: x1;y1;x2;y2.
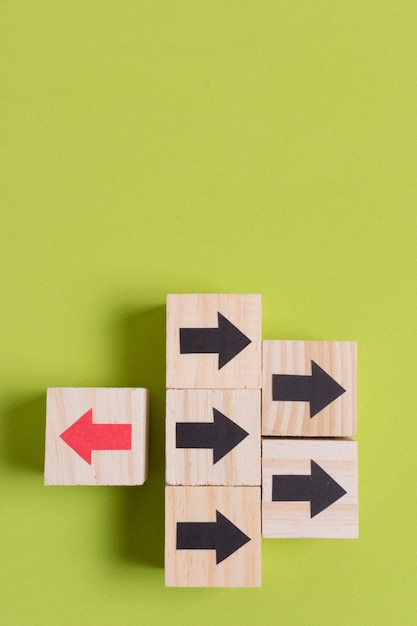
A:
262;341;358;538
165;294;263;587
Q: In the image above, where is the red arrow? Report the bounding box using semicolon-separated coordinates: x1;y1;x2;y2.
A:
59;408;132;464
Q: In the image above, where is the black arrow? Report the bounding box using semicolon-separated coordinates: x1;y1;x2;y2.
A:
272;360;346;417
179;312;251;369
176;408;249;464
272;460;347;517
176;510;251;564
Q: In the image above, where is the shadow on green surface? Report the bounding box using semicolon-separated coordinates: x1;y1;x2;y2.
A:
2;306;166;568
3;394;46;473
110;305;166;568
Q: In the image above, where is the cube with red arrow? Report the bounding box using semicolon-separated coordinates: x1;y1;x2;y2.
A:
44;387;149;485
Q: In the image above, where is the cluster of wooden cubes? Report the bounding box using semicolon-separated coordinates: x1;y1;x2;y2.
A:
43;292;358;588
165;294;358;587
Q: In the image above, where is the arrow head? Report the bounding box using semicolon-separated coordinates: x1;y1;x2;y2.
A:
212;409;249;464
310;460;347;517
310;361;346;417
215;510;251;564
217;312;251;369
60;408;93;464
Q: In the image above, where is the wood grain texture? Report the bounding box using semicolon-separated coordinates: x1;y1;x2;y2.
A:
166;389;261;486
165;486;261;587
166;294;262;389
262;340;357;437
44;387;148;485
262;439;358;538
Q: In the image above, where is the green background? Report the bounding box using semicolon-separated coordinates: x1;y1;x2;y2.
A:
1;2;416;624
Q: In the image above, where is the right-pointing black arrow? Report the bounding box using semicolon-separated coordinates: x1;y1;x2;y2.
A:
272;360;346;417
272;460;347;517
176;510;251;564
179;312;251;369
176;408;249;464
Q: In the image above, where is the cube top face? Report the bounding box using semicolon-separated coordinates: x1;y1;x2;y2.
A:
166;294;262;389
44;388;148;486
262;439;358;538
166;389;261;486
262;340;357;437
165;486;261;587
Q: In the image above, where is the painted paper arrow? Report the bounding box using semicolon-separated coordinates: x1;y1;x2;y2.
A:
59;408;132;464
272;460;347;517
175;408;249;464
272;360;346;417
179;312;251;369
176;510;251;564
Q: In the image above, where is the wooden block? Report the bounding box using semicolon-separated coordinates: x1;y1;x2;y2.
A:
165;486;261;587
262;340;357;437
44;387;148;485
166;294;262;389
262;439;358;538
166;389;261;486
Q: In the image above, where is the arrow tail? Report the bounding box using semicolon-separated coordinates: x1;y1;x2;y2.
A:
91;423;132;451
179;327;219;355
176;522;216;550
272;474;312;502
272;374;312;402
176;422;214;450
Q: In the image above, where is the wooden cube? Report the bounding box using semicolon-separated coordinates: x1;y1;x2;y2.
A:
262;439;358;538
165;486;261;587
166;294;262;389
166;389;261;486
262;340;357;437
44;388;148;485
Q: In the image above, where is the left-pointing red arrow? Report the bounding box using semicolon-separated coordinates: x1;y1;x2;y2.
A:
59;408;132;464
